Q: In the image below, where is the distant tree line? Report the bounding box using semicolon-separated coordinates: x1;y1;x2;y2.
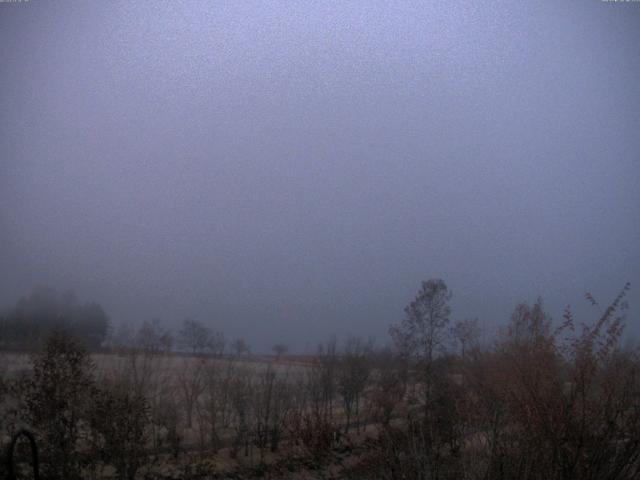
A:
0;286;109;350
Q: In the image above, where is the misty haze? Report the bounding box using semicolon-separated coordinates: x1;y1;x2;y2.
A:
1;1;639;479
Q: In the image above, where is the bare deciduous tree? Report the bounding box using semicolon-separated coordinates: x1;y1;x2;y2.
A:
338;337;372;433
232;338;250;357
229;367;253;459
272;343;289;358
177;357;205;428
89;380;149;480
451;318;479;360
390;279;452;364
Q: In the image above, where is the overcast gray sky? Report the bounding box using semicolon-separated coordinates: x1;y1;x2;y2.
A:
1;1;639;351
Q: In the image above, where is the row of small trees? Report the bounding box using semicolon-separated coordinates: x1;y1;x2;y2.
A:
110;318;258;360
0;334;388;479
110;318;227;357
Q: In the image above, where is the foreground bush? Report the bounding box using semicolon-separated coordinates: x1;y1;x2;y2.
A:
21;333;95;480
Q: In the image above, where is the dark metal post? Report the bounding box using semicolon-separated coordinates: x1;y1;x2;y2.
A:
6;429;39;480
